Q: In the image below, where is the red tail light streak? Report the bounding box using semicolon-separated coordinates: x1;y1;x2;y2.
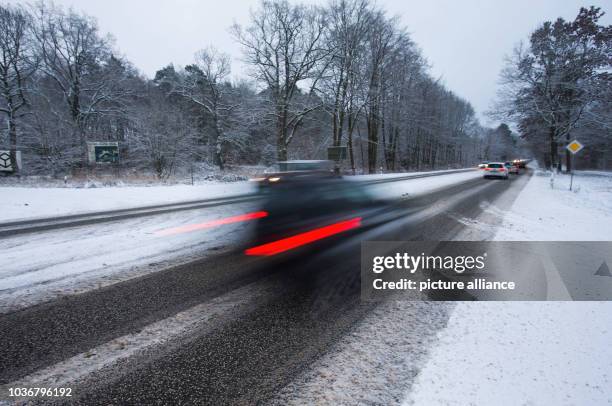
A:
245;217;362;256
156;211;268;236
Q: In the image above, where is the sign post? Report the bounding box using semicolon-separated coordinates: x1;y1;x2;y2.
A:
566;140;584;191
327;146;347;174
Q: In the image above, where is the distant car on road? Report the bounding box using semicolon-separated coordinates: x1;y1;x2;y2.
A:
513;159;527;169
478;162;488;169
504;161;519;175
483;162;509;179
506;162;520;174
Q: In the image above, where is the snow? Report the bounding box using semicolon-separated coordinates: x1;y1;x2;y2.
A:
346;168;475;182
0;201;260;313
404;302;612;406
575;170;612;178
0;181;256;222
360;171;481;201
494;170;612;240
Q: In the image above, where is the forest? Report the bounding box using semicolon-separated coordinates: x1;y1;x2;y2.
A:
1;0;608;179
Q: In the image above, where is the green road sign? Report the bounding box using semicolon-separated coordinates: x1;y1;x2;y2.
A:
87;142;119;164
328;146;347;161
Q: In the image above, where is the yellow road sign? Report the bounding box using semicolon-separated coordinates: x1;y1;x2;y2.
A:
566;140;584;154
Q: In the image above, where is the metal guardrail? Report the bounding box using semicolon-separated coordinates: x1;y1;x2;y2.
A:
356;168;475;185
0;168;476;238
0;194;260;238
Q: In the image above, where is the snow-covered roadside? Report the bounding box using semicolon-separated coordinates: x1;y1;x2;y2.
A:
0;181;255;223
494;170;612;240
362;171;480;201
404;302;612;405
0;169;479;223
403;171;612;406
347;168;474;182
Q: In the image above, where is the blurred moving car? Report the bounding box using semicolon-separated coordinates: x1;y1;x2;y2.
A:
483;162;509;179
478;162;488;169
245;176;400;258
251;160;336;190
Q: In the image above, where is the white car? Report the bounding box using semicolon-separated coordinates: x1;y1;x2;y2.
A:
483;162;509;179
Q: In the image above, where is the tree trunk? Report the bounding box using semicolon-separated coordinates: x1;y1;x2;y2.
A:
347;113;356;175
213;119;225;170
9;112;19;174
277;136;287;162
276;103;288;162
549;127;557;170
367;113;378;174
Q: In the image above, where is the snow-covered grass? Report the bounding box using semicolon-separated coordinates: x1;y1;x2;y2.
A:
494;169;612;240
0;181;255;222
404;302;612;406
361;170;481;201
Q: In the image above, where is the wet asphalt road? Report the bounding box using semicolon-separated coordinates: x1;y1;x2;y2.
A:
0;172;531;405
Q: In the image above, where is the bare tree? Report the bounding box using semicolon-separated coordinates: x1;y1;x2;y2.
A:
0;4;36;174
321;0;371;172
169;47;238;169
231;0;330;161
493;7;611;170
5;0;492;177
30;2;131;165
364;11;396;173
128;86;197;179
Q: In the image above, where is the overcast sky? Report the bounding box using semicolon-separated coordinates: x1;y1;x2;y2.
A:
47;0;611;125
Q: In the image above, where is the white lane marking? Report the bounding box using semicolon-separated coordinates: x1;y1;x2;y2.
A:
0;278;278;392
538;249;573;300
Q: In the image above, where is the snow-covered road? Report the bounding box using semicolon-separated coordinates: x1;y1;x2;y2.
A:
0;200;260;313
0;170;482;313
